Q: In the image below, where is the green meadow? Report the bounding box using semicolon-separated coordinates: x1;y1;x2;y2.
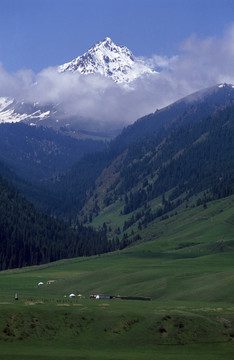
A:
1;196;234;359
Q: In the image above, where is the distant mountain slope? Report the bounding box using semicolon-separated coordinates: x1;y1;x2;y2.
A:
0;123;106;183
58;37;156;83
116;83;234;147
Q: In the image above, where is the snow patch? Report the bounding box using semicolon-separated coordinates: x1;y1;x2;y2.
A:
218;83;234;88
0;97;51;124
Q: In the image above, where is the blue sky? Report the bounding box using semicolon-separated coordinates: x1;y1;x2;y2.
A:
0;0;234;72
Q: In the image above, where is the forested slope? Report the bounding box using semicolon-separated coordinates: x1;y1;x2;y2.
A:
51;84;234;220
80;103;234;236
0;174;115;270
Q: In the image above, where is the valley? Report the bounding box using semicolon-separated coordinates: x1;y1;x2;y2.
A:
0;83;234;268
0;195;234;359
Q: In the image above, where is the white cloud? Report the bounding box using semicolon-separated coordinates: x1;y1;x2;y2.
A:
0;24;234;132
143;54;179;70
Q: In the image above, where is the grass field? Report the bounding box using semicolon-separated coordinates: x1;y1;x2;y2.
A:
1;196;234;359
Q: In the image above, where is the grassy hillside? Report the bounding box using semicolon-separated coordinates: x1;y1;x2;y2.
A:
2;195;234;301
1;196;234;359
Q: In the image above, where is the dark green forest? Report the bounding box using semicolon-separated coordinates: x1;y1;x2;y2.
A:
0;174;116;270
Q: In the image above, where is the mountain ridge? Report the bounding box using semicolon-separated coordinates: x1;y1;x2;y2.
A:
114;82;234;146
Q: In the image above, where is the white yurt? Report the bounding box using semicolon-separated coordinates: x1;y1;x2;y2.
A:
69;293;76;298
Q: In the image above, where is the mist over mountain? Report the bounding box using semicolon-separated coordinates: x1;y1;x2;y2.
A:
0;38;158;134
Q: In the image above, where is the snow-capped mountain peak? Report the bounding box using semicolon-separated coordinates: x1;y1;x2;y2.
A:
58;37;156;83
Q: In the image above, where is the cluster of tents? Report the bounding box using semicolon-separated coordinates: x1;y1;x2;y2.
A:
37;282;151;301
65;293;84;299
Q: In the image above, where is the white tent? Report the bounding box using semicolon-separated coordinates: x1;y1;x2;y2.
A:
38;282;44;286
69;293;76;298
